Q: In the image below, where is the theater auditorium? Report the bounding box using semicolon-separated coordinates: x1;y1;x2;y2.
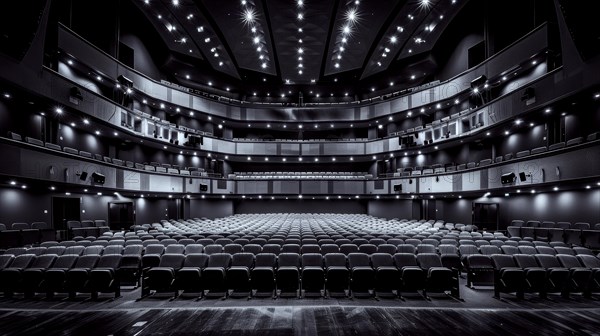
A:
0;0;599;334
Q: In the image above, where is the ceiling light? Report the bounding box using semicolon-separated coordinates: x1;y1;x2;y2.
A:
553;187;559;191
95;130;100;135
243;8;256;23
594;93;600;99
70;122;76;127
410;75;416;80
218;124;223;129
390;36;397;43
504;131;509;135
586;185;591;189
515;119;522;125
350;157;354;161
298;157;303;161
297;13;304;20
55;107;63;114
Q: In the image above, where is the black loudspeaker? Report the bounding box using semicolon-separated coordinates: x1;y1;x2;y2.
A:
519;172;527;182
393;184;402;192
92;172;105;184
501;172;516;184
79;171;88;181
200;184;208;192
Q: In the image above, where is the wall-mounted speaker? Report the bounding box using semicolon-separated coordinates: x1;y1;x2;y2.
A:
501;172;516;184
92;172;105;185
79;171;88;181
393;184;402;192
519;172;527;182
200;183;208;192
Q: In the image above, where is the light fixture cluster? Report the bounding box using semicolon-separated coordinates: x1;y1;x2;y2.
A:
332;0;361;70
295;0;306;76
241;0;270;70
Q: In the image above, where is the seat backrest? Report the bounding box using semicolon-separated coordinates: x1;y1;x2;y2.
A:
95;254;122;269
324;253;347;267
242;244;262;255
184;244;204;254
26;247;47;256
371;253;393;268
103;245;124;255
396;244;416;254
73;255;100;268
183;253;209;268
535;246;556;255
300;244;320;254
207;253;232;268
84;246;104;255
320;244;340;254
556;254;583;268
158;253;186;268
231;253;254;267
491;254;517;269
123;245;144;255
145;244;165;255
573;247;594;255
459;245;479;256
376;244;397;255
301;253;323;267
347;253;370;268
534;254;562;268
11;223;30;230
204;244;223;255
5;247;27;256
480;245;501;255
30;254;58;268
573;222;591;230
513;254;540;268
64;246;85;256
500;245;519;255
466;255;492;268
262;244;281;255
340;244;359;255
278;253;300;267
254;253;277;267
0;255;15;269
577;255;600;268
282;244;301;254
165;244;185;254
45;246;66;255
67;221;81;229
417;244;436;254
556;222;571;229
51;254;79;269
417;253;443;269
553;246;575;255
438;244;458;255
358;244;377;255
518;246;537;255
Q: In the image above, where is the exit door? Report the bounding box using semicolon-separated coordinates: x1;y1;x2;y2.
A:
109;202;135;230
472;202;499;231
52;197;81;230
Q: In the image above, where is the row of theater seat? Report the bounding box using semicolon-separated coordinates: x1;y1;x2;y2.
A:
66;220;110;238
5;132;210;177
507;220;600;249
0;253;122;299
141;251;460;299
491;253;600;299
0;222;55;249
393;132;599;176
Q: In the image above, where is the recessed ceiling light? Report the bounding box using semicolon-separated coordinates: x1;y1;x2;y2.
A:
95;130;100;135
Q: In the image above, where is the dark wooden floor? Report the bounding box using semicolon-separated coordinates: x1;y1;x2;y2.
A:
0;306;600;335
0;278;599;335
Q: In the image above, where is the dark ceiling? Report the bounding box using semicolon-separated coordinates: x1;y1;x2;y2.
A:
129;0;468;94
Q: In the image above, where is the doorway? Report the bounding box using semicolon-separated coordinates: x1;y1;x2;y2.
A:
109;202;135;230
472;202;499;231
52;197;81;230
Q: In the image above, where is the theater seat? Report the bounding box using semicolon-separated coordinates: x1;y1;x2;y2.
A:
203;253;232;298
417;253;457;299
301;253;325;297
371;253;399;297
251;253;277;297
348;253;374;298
277;253;301;297
324;253;349;297
143;253;185;298
226;253;254;298
491;254;525;299
174;253;208;297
